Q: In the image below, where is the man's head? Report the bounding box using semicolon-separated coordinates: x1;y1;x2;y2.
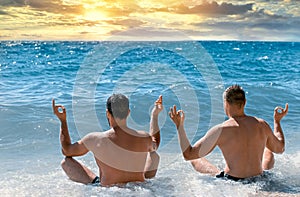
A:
106;94;130;120
223;85;246;109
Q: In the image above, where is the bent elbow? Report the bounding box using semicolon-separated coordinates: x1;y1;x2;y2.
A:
151;134;161;149
278;147;285;154
277;143;285;154
61;148;72;157
183;153;189;161
183;150;194;161
274;146;285;154
61;148;67;156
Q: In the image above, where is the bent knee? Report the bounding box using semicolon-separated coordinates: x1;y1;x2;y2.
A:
263;159;275;170
190;159;201;169
145;169;157;179
150;152;160;162
60;157;73;169
190;159;197;166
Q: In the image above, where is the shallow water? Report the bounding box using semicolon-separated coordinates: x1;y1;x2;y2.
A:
1;152;299;196
0;41;299;196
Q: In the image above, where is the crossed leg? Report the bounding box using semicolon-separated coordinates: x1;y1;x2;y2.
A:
190;157;220;175
61;157;97;184
190;148;275;175
61;152;159;184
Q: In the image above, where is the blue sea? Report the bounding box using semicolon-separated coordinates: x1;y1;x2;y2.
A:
0;41;299;196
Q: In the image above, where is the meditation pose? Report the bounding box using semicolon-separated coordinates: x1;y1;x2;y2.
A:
169;85;288;181
53;94;163;186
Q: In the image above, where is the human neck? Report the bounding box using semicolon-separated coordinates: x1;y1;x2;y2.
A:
110;119;128;129
226;103;246;119
228;111;246;118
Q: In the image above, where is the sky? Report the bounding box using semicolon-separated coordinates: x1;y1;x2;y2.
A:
0;0;299;41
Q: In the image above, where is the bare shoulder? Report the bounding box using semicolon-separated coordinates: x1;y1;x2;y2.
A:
254;116;265;123
82;130;112;143
135;130;151;138
81;130;113;150
221;119;237;128
207;123;224;133
255;117;270;127
250;117;272;135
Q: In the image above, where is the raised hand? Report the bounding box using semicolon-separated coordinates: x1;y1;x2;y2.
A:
169;105;185;129
274;103;288;123
152;95;163;116
52;99;67;122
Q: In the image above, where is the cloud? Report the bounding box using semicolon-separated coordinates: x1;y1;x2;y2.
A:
232;7;300;31
0;0;83;15
0;10;9;15
109;19;146;28
157;1;254;16
188;4;300;41
0;0;299;41
249;15;300;32
0;0;25;7
28;0;83;15
105;27;191;41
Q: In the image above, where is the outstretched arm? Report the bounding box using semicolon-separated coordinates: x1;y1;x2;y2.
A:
169;105;197;160
169;105;191;160
52;99;88;157
169;105;220;161
149;95;163;150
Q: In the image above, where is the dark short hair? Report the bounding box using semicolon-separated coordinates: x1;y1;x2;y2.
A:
223;85;246;107
106;94;129;119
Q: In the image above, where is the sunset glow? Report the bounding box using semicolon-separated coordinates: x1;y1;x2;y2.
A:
0;0;299;41
82;9;108;22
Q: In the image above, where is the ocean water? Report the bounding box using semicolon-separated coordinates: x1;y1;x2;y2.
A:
0;41;299;196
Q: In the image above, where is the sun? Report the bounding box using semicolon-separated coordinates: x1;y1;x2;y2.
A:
83;8;108;21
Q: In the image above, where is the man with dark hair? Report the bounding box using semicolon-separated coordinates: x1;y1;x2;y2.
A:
52;94;163;186
106;94;130;120
169;85;288;181
223;84;246;107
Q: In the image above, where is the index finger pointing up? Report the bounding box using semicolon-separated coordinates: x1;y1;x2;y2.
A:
158;95;162;103
284;103;289;114
156;95;162;104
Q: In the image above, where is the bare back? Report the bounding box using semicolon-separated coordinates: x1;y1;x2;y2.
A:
82;127;153;186
218;116;269;178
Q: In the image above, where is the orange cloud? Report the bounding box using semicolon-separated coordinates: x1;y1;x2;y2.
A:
0;0;299;41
